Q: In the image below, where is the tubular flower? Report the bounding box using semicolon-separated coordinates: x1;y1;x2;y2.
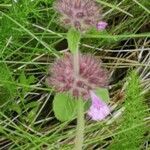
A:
87;91;110;121
46;53;108;100
97;21;108;30
54;0;102;31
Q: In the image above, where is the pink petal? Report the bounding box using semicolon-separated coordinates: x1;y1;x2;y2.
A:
97;21;108;30
87;91;110;121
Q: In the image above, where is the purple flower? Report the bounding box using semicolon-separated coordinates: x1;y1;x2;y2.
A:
87;91;110;121
97;21;108;30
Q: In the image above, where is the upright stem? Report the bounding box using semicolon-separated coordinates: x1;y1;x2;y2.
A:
74;99;84;150
73;50;79;77
71;30;84;149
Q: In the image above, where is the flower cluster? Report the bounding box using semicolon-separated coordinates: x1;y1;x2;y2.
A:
46;53;108;100
54;0;102;31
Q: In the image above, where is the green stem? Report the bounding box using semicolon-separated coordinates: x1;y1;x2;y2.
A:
74;99;84;150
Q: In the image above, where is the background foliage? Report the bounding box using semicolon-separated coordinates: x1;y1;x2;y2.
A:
0;0;149;149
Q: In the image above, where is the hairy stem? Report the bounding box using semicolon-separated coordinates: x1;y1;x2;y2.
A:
74;99;84;150
73;51;79;77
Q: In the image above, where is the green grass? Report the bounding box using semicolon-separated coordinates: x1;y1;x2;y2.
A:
0;0;149;149
108;71;149;150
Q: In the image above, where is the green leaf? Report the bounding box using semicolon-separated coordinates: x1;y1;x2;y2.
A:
19;72;35;85
19;72;36;94
9;103;21;115
95;88;110;102
27;107;38;123
25;101;39;109
53;93;77;122
0;63;16;107
67;28;81;54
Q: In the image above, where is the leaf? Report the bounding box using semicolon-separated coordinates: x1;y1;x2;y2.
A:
95;88;110;102
0;63;16;106
19;72;35;85
22;101;40;124
0;87;11;106
19;72;36;93
67;28;81;54
25;101;39;109
28;75;36;84
9;103;21;115
53;93;77;122
27;107;38;123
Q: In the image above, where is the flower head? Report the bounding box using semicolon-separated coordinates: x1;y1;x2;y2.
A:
87;91;110;121
54;0;102;31
46;53;108;100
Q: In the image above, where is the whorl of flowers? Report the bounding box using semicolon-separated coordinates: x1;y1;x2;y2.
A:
46;53;108;100
54;0;102;31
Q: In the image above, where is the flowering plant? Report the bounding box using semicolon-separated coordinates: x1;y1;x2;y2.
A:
46;0;109;149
